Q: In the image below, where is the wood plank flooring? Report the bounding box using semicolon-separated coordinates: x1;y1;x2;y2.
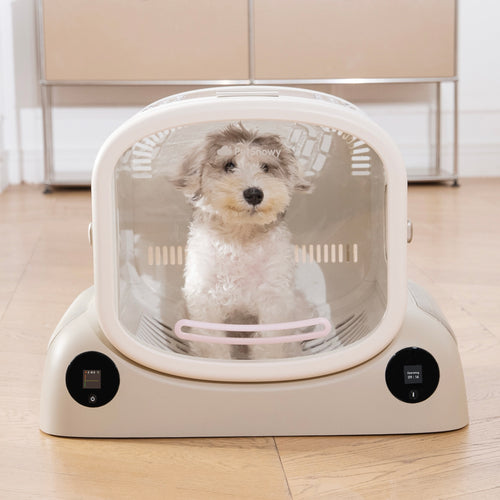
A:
1;179;499;499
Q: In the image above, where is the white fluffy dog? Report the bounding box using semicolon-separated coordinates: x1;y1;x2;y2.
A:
171;123;313;359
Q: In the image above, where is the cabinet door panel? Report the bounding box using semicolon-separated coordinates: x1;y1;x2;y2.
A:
254;0;456;79
42;0;249;81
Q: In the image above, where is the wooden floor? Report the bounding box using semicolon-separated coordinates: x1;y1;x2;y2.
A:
1;179;499;499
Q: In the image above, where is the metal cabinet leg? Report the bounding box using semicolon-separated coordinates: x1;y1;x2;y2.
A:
434;80;459;186
453;80;459;186
435;82;442;178
41;83;54;193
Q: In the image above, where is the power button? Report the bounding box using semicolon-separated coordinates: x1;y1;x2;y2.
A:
88;394;98;404
409;389;419;401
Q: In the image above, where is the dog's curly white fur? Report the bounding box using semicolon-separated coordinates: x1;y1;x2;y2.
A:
171;123;313;359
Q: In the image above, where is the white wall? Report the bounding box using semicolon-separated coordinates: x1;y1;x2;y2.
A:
1;0;500;187
0;0;18;190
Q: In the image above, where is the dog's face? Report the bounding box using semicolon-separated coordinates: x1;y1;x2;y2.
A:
172;123;311;226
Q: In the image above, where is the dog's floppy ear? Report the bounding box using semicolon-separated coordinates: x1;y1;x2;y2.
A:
168;144;205;201
294;169;313;193
280;144;313;193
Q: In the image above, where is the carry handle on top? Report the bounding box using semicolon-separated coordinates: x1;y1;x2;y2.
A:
174;318;331;345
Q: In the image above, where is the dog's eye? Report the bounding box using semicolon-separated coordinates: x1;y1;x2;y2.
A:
261;164;270;173
224;161;236;173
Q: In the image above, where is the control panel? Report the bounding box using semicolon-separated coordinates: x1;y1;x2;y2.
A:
66;351;120;407
385;347;440;404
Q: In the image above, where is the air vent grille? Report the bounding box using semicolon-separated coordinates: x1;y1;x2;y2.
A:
147;243;359;266
130;130;169;178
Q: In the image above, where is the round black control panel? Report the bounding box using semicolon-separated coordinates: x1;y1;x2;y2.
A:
385;347;439;404
66;351;120;407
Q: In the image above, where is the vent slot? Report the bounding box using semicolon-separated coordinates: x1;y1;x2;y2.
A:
131;130;169;179
293;244;359;264
350;137;372;176
148;245;186;266
287;124;338;178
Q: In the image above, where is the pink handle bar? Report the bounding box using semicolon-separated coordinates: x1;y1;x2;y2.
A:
174;317;331;345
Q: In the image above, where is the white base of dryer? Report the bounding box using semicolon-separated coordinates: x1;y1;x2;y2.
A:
40;284;468;437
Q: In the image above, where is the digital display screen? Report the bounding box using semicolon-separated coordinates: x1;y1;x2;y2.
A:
404;365;423;385
83;369;101;389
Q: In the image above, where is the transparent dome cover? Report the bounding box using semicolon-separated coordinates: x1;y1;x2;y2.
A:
92;87;407;382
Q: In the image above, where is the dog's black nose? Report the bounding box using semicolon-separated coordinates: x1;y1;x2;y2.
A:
243;187;264;206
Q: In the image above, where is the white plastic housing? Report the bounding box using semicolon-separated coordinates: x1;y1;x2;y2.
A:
91;86;407;382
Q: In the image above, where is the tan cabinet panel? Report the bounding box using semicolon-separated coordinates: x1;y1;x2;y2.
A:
254;0;456;80
41;0;249;81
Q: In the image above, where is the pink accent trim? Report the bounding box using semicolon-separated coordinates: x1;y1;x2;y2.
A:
174;317;331;345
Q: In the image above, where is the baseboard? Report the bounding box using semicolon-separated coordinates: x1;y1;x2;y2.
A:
7;141;500;187
402;143;500;178
19;148;94;185
457;143;500;178
5;102;500;186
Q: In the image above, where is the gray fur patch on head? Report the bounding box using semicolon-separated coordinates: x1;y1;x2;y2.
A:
208;123;293;171
171;122;312;203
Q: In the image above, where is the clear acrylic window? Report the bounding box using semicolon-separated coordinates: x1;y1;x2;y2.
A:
114;120;387;359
